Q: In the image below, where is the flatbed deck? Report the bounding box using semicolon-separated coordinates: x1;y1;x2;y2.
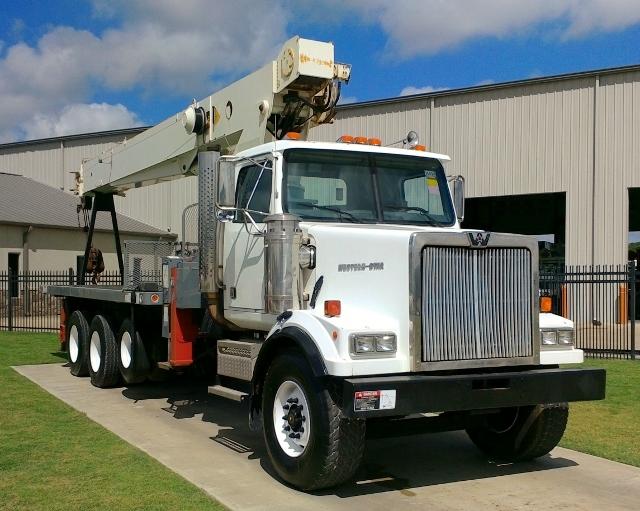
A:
48;285;163;305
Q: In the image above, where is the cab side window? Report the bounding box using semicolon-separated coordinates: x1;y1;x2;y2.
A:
234;161;272;223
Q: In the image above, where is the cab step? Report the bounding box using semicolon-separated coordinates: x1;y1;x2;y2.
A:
208;384;248;402
217;338;263;381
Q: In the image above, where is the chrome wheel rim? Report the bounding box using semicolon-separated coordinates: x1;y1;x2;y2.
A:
69;325;79;363
89;331;101;373
273;380;310;457
120;331;132;369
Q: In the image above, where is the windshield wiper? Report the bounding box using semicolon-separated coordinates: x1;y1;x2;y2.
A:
289;201;364;223
384;205;443;226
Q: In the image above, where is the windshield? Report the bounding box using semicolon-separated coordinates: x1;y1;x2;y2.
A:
283;149;455;226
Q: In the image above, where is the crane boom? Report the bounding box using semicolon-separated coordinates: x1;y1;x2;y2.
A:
79;36;351;195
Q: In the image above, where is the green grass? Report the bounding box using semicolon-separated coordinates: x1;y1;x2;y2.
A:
560;358;640;467
0;331;224;511
2;332;638;510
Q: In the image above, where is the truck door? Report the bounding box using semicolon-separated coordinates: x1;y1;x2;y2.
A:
223;160;272;311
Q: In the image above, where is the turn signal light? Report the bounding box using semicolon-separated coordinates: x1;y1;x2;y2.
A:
540;296;552;313
284;131;302;140
324;300;341;317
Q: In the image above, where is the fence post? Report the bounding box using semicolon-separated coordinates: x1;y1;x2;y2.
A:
68;267;74;285
7;268;13;331
630;262;636;359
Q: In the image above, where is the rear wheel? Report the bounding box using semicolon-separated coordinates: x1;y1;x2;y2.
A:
466;403;569;461
117;318;150;384
67;310;90;377
88;315;120;388
262;352;366;490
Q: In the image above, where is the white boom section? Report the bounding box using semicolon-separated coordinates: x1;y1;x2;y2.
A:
79;36;351;195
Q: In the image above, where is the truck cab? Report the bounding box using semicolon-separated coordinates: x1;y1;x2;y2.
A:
219;138;583;372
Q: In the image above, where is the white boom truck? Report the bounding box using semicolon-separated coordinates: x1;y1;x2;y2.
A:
50;36;605;490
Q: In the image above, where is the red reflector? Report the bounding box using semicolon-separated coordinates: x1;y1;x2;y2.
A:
324;300;341;317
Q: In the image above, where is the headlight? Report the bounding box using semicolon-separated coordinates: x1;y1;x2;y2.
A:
350;333;397;356
557;330;574;345
541;330;558;345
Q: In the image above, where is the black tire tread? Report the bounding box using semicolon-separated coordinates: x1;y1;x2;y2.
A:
307;390;366;490
117;318;149;384
467;403;568;462
515;403;568;461
89;315;120;388
67;310;90;377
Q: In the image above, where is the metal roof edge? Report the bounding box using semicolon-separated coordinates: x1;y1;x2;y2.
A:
337;63;640;110
0;126;150;150
0;219;177;238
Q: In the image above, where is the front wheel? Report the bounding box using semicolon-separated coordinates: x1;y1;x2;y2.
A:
466;403;569;462
262;352;366;490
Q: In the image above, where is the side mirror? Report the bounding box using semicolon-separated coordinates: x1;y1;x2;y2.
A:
448;175;465;222
217;160;236;208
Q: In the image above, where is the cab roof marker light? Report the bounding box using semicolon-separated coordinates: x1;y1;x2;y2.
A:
354;136;368;145
283;131;302;140
337;135;354;143
367;137;382;146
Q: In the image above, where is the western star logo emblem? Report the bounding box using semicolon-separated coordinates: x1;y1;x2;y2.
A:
338;262;384;272
468;232;491;247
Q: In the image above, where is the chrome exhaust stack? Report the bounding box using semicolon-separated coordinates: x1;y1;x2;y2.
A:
264;213;302;314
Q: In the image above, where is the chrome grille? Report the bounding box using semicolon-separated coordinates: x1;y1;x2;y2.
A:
421;246;533;362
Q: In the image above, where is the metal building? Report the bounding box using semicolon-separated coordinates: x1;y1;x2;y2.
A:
1;65;639;267
314;65;640;267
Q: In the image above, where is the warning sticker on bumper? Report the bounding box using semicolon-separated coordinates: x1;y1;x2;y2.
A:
354;390;396;411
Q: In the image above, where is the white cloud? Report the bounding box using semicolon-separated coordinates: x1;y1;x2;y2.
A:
338;95;358;105
334;0;640;57
0;0;288;142
23;103;142;140
400;85;449;96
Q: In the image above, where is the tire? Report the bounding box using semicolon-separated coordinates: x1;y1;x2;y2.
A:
88;314;120;388
67;310;90;377
262;352;366;490
117;318;150;384
466;403;569;462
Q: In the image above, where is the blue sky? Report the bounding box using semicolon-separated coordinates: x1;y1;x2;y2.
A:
1;1;639;142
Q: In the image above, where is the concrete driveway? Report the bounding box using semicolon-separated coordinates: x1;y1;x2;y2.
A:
14;363;640;511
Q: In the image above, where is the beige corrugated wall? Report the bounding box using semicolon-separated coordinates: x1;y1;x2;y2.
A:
313;70;640;266
0;132;198;238
1;69;639;265
595;71;640;264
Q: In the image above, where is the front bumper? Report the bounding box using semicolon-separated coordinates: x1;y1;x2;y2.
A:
341;367;606;418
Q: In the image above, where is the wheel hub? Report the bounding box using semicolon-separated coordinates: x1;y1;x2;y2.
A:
284;400;305;434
